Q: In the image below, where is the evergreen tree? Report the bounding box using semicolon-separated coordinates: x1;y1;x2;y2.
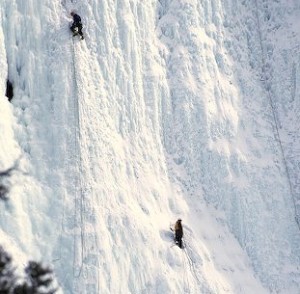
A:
24;261;57;294
0;246;16;293
0;165;59;293
13;283;31;294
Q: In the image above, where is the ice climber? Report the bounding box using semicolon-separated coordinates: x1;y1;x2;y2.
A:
174;219;183;248
70;12;84;40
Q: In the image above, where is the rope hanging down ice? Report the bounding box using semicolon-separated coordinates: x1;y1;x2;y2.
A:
60;0;86;280
71;38;85;278
183;240;202;287
181;246;191;293
254;0;300;231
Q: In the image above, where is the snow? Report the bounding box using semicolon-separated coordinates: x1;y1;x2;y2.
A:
0;0;300;293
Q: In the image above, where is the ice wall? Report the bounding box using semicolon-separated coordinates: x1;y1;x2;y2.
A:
157;0;300;291
0;0;300;293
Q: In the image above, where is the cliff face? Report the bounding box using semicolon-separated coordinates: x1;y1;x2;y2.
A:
0;0;300;293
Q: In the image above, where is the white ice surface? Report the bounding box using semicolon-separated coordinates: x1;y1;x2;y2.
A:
0;0;300;293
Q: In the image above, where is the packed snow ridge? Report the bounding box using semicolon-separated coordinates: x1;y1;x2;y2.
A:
1;0;300;293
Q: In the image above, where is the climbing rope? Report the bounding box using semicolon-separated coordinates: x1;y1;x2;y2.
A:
182;246;191;293
254;0;300;231
183;240;202;287
71;37;85;278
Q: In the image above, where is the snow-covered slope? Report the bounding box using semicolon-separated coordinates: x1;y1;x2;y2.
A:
0;0;300;293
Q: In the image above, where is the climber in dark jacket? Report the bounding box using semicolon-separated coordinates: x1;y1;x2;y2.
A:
70;12;84;40
174;219;183;248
